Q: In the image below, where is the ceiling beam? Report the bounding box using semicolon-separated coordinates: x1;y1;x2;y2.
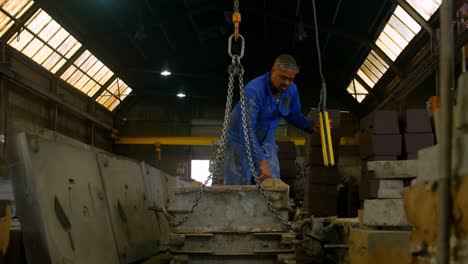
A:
369;42;401;74
322;0;343;54
354;74;377;97
54;46;86;77
0;4;39;42
189;7;370;44
395;0;434;35
0;63;113;131
98;3;148;61
145;0;176;53
183;0;202;45
91;75;118;100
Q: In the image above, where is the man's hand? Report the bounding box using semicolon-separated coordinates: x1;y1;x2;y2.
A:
312;118;333;133
259;160;272;181
313;122;320;133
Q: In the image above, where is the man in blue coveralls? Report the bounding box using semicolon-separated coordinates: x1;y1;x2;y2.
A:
224;54;316;185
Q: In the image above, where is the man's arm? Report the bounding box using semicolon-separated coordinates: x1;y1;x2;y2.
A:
239;86;273;181
239;86;266;162
285;89;315;134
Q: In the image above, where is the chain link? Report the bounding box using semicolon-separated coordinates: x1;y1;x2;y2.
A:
171;57;237;226
171;15;290;226
238;67;291;227
234;0;239;13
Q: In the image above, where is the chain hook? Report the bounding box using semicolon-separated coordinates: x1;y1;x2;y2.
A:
228;34;245;59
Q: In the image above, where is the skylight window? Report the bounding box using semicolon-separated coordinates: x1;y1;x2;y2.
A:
0;0;33;37
357;50;389;88
346;79;368;103
405;0;441;21
8;9;82;73
96;78;132;111
60;50;114;96
375;5;421;61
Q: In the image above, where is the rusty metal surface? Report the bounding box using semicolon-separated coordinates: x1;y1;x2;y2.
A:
170;254;292;264
168;183;291;233
11;132;120;264
349;228;411;264
456;72;468;130
169;232;295;254
140;162;172;250
169;180;295;263
403;185;437;250
454;174;468;238
97;153;159;263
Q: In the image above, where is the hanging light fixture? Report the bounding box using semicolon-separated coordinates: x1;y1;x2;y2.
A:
176;91;186;98
161;69;171;76
160;60;171;76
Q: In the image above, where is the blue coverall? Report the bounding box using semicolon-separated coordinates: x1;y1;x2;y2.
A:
223;72;314;185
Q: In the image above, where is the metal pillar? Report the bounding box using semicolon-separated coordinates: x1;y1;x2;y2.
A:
0;78;7;157
438;0;454;263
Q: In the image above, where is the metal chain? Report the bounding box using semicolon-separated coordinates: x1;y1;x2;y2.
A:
171;57;237;226
171;0;242;226
238;67;291;227
234;0;239;13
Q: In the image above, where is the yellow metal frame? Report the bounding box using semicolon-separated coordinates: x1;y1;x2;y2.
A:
115;136;357;147
318;111;335;167
116;136;307;146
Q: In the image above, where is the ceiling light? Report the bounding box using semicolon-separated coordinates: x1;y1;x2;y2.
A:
160;70;171;76
177;91;186;98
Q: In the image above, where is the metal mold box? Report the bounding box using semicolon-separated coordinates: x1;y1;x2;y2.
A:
11;132;120;264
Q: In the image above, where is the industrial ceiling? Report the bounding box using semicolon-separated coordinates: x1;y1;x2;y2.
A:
3;0;444;115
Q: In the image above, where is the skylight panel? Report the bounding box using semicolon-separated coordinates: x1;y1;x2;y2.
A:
0;17;13;36
375;5;421;61
346;79;368;103
96;79;132;111
7;8;82;73
405;0;441;21
60;50;114;96
357;50;389;88
0;0;33;37
74;51;113;85
97;91;117;110
2;0;33;18
1;0;30;17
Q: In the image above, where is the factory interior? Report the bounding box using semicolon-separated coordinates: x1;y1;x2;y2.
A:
0;0;467;263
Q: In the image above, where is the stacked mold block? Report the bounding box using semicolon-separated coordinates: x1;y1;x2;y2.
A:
359;111;402;201
303;109;341;217
349;160;416;264
276;140;298;199
168;179;296;264
403;109;435;160
403;72;468;262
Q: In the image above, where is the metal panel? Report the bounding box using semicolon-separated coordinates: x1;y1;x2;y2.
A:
171;254;289;264
169;232;296;254
11;132;120;264
168;181;295;264
97;153;159;263
456;72;468;129
140;162;171;250
168;184;290;233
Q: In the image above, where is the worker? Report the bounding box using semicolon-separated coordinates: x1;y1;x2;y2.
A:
224;54;317;185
